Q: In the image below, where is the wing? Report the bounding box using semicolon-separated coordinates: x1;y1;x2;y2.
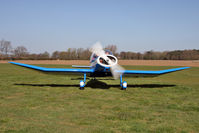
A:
9;62;94;74
121;67;190;77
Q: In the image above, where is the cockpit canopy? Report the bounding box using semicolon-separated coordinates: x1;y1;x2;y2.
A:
90;50;113;63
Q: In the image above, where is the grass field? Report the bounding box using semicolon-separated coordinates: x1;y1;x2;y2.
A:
0;63;199;133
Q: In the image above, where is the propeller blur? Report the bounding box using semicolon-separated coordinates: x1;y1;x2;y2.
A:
89;42;124;79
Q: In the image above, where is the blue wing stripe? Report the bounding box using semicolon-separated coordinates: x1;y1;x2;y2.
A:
9;62;94;73
122;67;190;75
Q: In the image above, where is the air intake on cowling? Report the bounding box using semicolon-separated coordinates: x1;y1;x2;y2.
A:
97;55;118;67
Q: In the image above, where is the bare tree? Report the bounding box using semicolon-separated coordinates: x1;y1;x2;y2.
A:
52;51;60;60
38;51;50;60
0;39;12;56
59;51;68;60
13;46;28;58
0;40;4;54
105;45;117;55
77;48;84;59
82;48;91;60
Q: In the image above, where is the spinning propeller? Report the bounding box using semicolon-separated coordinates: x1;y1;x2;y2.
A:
90;42;124;79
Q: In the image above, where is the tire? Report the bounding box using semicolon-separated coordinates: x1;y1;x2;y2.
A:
79;87;85;90
121;87;126;90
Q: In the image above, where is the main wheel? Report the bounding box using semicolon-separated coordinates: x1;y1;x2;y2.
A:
121;81;127;90
79;80;85;90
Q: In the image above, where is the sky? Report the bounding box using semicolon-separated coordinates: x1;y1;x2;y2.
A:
0;0;198;53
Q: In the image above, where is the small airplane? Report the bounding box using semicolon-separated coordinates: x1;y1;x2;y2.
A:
9;42;190;90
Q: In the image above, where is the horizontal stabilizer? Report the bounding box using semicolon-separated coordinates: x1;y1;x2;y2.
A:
72;65;92;68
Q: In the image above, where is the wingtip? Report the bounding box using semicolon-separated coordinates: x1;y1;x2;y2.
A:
9;61;16;64
184;67;191;69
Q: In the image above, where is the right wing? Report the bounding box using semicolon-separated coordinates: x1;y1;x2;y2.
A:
9;62;94;74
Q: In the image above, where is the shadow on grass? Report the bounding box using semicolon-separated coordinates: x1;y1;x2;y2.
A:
70;77;115;80
14;79;176;89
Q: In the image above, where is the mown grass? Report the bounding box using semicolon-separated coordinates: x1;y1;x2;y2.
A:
0;63;198;133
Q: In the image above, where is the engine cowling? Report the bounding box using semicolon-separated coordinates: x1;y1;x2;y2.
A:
97;55;118;67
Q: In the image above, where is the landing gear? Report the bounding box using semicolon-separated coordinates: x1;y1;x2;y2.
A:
79;73;86;90
79;73;127;90
120;75;127;90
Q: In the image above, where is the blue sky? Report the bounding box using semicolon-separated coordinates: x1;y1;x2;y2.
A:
0;0;198;53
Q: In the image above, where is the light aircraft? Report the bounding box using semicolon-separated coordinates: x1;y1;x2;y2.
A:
9;42;190;90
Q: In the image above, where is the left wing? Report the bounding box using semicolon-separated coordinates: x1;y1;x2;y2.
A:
121;67;190;77
9;62;94;74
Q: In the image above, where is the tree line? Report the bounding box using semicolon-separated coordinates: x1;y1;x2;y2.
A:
0;39;199;60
